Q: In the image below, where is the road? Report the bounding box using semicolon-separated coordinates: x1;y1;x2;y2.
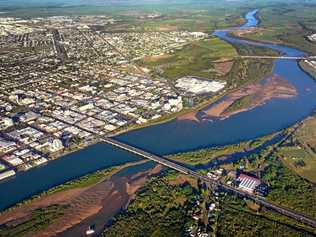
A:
102;137;316;229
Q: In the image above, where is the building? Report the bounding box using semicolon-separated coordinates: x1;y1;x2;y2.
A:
61;131;72;147
0;117;13;130
237;173;262;194
49;139;64;152
0;170;16;181
308;33;316;42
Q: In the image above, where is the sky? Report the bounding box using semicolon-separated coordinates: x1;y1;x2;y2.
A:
0;0;199;8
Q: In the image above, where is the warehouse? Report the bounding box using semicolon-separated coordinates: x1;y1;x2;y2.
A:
237;173;262;194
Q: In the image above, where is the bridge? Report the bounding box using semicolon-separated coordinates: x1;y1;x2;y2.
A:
103;137;316;229
236;55;316;60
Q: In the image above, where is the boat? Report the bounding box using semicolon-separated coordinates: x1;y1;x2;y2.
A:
85;225;95;236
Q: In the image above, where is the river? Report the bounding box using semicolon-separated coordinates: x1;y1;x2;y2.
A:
1;9;316;212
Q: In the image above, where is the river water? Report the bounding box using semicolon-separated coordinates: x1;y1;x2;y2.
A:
1;9;316;211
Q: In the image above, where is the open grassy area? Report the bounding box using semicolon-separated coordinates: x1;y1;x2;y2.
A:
139;37;237;80
169;134;274;166
139;36;275;89
240;3;316;54
170;141;250;165
272;115;316;183
224;94;253;115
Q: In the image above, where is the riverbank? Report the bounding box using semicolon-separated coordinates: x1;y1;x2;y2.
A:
203;75;297;120
0;160;162;237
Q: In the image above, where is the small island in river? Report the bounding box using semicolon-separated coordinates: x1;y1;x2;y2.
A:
181;75;297;122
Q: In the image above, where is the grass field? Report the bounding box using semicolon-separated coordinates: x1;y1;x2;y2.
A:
240;3;316;54
273;115;316;183
139;36;275;88
169;139;261;166
139;37;237;80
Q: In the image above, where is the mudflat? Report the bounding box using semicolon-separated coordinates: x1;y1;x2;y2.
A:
178;75;297;122
0;162;162;237
204;75;297;119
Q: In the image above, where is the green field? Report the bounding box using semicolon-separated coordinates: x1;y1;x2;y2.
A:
169;135;273;166
240;3;316;54
139;36;275;88
272;115;316;183
224;94;254;115
139;37;237;80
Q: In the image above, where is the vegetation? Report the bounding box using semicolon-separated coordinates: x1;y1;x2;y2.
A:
139;37;237;80
1;2;247;32
270;115;316;183
44;167;115;194
217;195;315;237
139;37;275;91
0;204;68;237
2;165;123;214
262;155;316;219
240;3;316;54
101;176;196;237
224;94;253;114
169;135;273;165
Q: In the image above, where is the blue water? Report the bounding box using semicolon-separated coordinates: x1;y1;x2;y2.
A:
1;9;316;211
0;144;142;210
116;10;316;155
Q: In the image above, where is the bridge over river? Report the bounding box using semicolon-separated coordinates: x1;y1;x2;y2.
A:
103;137;316;229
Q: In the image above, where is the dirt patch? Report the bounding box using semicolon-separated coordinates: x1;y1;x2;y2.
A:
143;54;171;63
0;161;162;237
0;188;88;225
214;60;234;76
177;111;199;123
168;174;198;188
233;27;264;37
158;25;178;31
203;75;297;119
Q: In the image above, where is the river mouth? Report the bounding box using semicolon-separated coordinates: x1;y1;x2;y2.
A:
1;8;316;216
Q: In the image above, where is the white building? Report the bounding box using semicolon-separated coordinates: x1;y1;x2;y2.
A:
175;77;226;95
238;173;261;193
49;139;64;152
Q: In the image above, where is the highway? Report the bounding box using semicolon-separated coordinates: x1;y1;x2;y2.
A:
102;137;316;229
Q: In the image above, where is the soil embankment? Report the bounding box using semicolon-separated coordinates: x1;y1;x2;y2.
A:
205;75;297;119
0;162;162;237
178;75;297;122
